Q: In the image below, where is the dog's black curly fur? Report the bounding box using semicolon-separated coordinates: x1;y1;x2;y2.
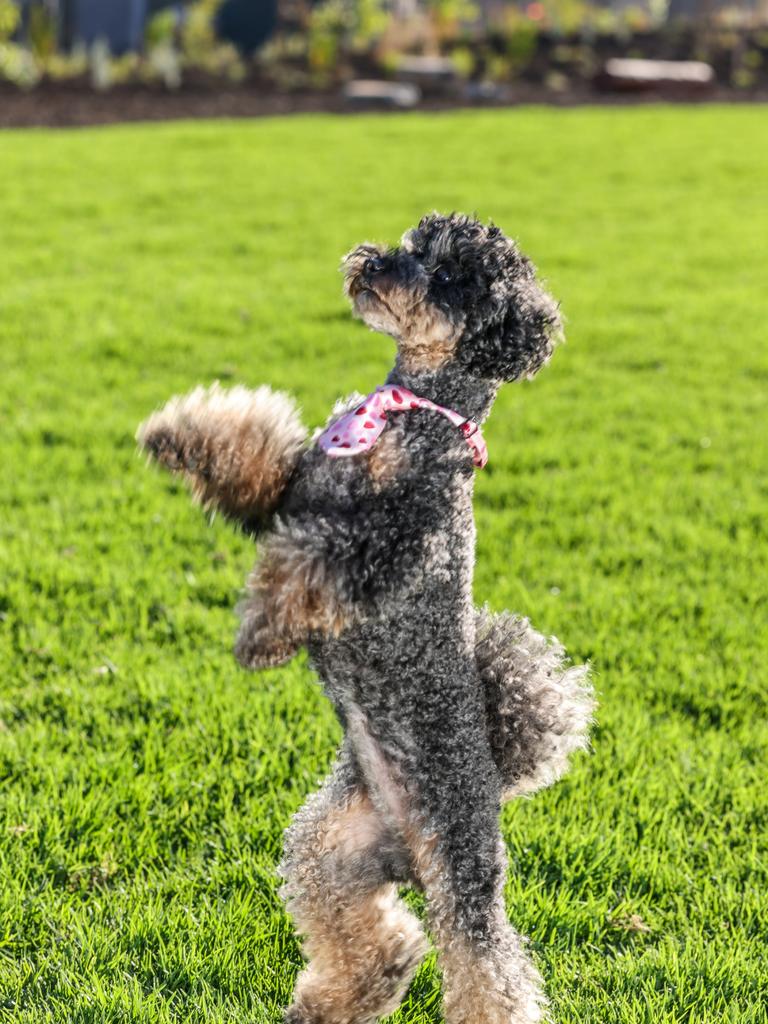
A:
138;213;594;1024
396;212;560;381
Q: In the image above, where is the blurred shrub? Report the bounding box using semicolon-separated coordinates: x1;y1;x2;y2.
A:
146;8;178;48
0;0;20;43
89;39;112;90
425;0;478;46
111;51;141;85
0;41;40;87
29;2;57;59
547;0;591;35
451;44;475;77
147;40;182;88
45;45;88;81
307;0;346;76
182;0;246;79
0;0;27;86
182;0;222;64
351;0;389;50
305;0;388;81
0;0;766;95
492;8;539;77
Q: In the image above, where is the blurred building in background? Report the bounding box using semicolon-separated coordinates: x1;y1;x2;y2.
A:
2;0;767;105
13;0;768;55
13;0;279;53
15;0;163;52
61;0;148;53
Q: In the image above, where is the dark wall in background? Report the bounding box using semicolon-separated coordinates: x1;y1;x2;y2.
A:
56;0;148;53
50;0;279;55
215;0;278;55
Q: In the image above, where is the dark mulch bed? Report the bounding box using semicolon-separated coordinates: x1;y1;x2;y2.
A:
1;81;766;128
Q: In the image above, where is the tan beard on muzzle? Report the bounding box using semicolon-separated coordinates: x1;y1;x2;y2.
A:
351;285;402;339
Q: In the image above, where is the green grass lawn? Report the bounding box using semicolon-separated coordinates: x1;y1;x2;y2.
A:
1;106;766;1023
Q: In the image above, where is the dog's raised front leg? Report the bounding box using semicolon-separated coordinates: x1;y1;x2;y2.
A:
137;383;307;536
235;492;430;669
281;743;427;1024
234;519;359;670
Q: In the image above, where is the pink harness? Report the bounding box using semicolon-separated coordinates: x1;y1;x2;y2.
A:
317;385;488;469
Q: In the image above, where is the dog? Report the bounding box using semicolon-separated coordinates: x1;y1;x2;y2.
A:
138;212;594;1024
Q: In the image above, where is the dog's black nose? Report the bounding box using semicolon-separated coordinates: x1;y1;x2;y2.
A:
364;255;388;276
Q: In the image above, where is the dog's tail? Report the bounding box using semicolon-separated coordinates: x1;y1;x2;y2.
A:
475;607;595;801
137;382;307;537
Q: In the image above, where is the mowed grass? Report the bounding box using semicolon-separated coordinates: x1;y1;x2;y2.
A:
0;106;766;1023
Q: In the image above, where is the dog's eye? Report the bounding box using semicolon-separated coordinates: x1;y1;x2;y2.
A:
434;266;453;285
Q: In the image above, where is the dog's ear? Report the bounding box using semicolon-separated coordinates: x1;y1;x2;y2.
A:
460;248;562;382
493;274;562;381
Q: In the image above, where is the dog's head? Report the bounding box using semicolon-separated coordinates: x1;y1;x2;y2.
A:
343;212;561;383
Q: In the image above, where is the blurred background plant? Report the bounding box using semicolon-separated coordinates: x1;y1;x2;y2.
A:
424;0;478;46
0;0;38;87
0;0;766;95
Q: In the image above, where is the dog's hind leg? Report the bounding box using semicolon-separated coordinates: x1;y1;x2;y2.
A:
476;607;594;800
280;743;427;1024
411;779;547;1023
427;841;548;1024
347;702;547;1024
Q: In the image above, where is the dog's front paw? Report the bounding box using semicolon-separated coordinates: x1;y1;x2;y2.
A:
283;1006;319;1024
137;413;198;473
244;539;355;644
235;602;300;670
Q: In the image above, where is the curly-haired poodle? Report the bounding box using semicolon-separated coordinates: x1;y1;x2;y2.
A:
138;212;594;1024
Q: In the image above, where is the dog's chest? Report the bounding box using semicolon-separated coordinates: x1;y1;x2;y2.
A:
306;415;478;714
